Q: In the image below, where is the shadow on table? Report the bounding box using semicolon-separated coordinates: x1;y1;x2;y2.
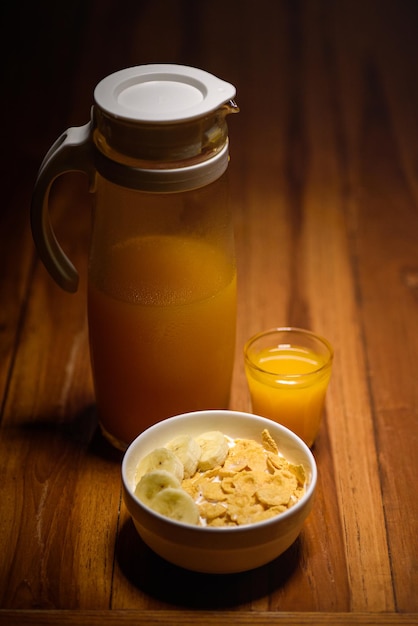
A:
116;517;301;609
12;404;126;462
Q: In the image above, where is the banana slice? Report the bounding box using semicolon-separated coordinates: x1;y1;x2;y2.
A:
135;447;184;483
150;487;200;524
195;430;229;471
135;469;181;506
165;434;202;478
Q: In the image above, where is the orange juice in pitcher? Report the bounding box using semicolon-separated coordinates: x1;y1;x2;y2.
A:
30;65;239;449
88;232;237;446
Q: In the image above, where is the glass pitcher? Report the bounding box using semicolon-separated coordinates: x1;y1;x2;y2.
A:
31;64;239;450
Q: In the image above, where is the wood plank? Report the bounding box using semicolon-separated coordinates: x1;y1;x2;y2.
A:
0;610;416;626
331;0;418;611
295;1;394;611
0;0;91;408
0;175;121;609
0;167;35;408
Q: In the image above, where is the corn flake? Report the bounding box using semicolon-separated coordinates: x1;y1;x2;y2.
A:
262;428;279;453
179;429;307;527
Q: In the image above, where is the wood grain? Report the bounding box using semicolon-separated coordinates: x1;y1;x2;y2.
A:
0;0;417;623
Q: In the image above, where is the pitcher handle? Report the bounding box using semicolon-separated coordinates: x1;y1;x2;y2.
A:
30;121;94;293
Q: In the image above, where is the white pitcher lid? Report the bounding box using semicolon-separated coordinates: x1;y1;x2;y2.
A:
94;64;236;123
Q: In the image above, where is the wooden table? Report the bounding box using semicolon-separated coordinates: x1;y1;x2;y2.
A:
1;0;417;624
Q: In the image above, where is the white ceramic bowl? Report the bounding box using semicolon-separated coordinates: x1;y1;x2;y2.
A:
121;410;317;574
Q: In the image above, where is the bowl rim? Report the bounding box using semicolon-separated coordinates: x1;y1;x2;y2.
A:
121;409;317;533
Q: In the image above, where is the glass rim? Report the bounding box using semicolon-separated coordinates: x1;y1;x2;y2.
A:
243;326;334;379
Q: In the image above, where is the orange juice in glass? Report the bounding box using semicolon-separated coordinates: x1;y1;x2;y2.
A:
88;231;236;450
244;328;333;447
